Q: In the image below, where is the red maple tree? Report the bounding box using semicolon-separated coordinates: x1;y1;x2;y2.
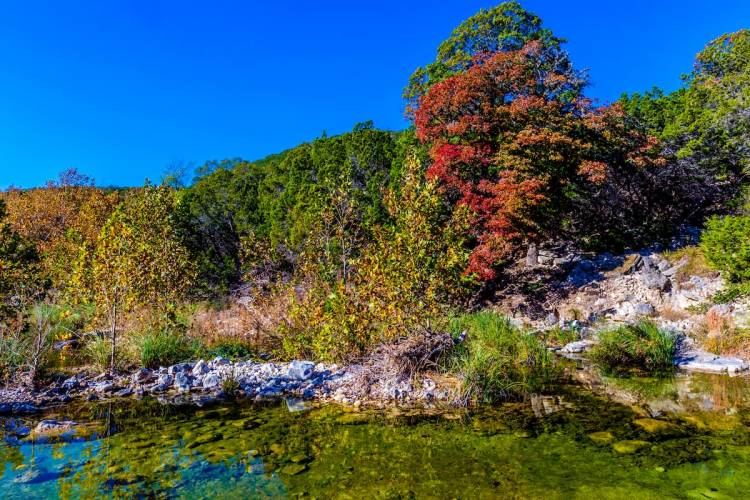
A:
415;42;665;280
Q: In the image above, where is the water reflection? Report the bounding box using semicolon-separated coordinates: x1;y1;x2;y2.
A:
2;372;750;498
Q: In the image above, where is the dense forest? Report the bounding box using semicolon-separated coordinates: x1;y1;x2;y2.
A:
1;2;749;399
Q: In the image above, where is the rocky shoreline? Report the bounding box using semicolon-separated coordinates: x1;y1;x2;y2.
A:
0;356;453;416
3;340;748;418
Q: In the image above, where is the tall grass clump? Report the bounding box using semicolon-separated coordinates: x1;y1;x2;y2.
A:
447;311;559;404
590;321;675;374
137;330;202;369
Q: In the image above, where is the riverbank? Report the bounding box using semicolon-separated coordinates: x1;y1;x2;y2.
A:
0;356;456;415
3;340;749;418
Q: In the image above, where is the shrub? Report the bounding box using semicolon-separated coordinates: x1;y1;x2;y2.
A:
590;321;675;374
221;375;241;400
205;340;255;361
0;336;28;383
0;302;74;384
282;156;475;362
446;312;559;404
701;215;750;283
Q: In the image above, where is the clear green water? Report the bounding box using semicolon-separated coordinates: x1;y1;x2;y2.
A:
3;370;750;499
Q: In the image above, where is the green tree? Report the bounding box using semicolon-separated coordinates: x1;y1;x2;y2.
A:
403;1;580;115
180;125;399;292
621;30;750;188
618;87;685;137
178;159;265;292
673;29;750;178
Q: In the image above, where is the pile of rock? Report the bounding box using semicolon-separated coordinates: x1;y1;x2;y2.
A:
534;246;750;374
533;249;724;331
13;356;452;412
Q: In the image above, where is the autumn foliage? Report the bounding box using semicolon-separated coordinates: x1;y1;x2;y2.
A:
415;42;668;279
1;169;120;290
2;3;747;374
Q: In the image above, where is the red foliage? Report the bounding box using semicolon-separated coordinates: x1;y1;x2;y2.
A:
415;43;667;280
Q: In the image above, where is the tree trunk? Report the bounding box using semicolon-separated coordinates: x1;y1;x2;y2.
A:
526;243;538;267
109;301;117;374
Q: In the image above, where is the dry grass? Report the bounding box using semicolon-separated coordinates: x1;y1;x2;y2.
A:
659;306;690;322
347;327;455;398
611;254;640;275
662;246;716;284
188;292;291;353
705;307;734;335
694;316;750;359
700;328;750;358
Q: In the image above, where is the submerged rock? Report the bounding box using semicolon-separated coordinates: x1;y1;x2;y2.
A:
633;418;680;434
285;398;311;412
32;419;78;439
280;463;308;475
612;440;650;454
588;431;614;444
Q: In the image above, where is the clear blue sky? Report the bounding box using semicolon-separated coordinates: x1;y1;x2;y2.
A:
1;1;748;188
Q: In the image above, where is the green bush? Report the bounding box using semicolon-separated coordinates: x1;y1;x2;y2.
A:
713;283;750;304
138;330;202;369
446;312;559;404
205;340;254;361
221;375;241;400
701;215;750;283
590;321;675;374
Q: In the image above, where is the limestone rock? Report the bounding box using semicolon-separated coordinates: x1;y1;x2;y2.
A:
612;440;650;454
286;360;315;380
674;348;749;374
192;360;210;377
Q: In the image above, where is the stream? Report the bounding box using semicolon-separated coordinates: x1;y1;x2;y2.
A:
3;364;750;498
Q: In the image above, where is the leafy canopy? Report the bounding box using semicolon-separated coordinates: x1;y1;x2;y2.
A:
404;1;580;115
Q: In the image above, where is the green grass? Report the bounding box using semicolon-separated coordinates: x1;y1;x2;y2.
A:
538;326;579;349
137;330;203;369
446;311;559;404
590;321;675;374
205;340;255;361
84;336;125;372
712;283;750;304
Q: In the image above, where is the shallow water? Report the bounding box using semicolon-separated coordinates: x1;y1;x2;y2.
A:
3;369;750;499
